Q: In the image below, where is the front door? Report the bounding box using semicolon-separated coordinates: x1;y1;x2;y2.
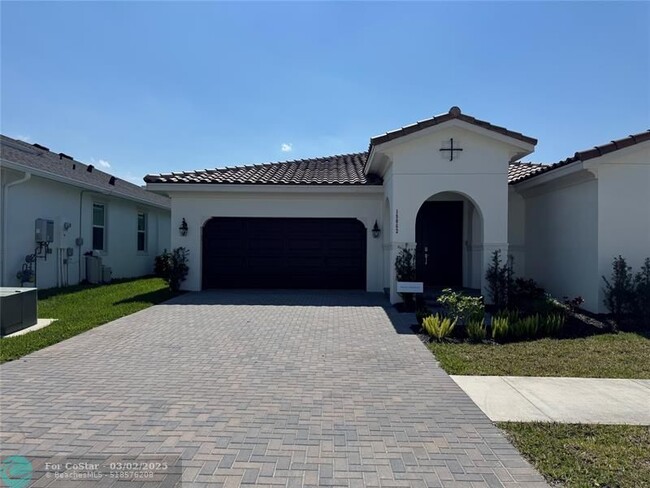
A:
415;201;463;287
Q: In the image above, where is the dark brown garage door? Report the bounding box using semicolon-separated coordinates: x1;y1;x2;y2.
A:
202;217;367;289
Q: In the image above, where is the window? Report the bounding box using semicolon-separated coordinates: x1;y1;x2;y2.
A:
92;203;106;251
137;212;147;252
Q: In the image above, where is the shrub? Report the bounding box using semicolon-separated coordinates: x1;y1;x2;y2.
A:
485;250;514;309
540;313;565;336
510;278;546;311
395;245;416;281
603;255;635;320
422;314;457;341
634;258;650;325
510;314;540;339
395;245;417;309
466;319;487;342
491;315;509;341
437;288;485;324
154;247;189;292
531;295;566;317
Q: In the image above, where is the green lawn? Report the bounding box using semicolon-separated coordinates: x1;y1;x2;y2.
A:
499;422;650;488
0;277;179;363
429;332;650;378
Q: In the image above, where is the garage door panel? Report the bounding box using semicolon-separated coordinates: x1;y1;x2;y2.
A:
202;217;366;289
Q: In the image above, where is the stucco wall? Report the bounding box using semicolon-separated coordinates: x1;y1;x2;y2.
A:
508;188;527;275
0;170;171;289
595;144;650;311
168;189;383;292
521;174;600;310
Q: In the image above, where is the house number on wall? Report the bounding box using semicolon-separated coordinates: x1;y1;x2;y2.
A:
395;209;399;234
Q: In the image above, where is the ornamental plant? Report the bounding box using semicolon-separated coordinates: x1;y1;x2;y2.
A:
491;315;509;341
437;288;484;325
602;255;635;321
422;314;457;341
154;247;189;292
466;318;487;342
395;245;417;309
485;250;514;309
634;258;650;325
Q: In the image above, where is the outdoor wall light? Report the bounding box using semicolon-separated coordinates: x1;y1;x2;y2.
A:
179;218;189;236
372;220;381;238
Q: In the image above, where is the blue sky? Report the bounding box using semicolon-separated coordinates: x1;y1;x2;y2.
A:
2;1;648;183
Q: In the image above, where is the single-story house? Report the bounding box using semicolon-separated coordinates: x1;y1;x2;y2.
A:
144;107;649;313
0;135;171;289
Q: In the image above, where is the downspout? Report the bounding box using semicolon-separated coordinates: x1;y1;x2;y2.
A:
1;172;32;286
78;189;89;283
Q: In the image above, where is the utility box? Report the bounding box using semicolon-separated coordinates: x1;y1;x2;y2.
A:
0;288;38;337
35;219;54;243
86;255;103;284
101;266;112;283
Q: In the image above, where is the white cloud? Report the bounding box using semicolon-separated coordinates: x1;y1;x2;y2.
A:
90;157;111;169
281;143;293;153
12;134;32;143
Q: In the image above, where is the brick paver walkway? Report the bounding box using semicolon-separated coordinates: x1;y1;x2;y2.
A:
0;291;547;487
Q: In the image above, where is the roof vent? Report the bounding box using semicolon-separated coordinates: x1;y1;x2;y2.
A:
33;143;50;152
108;176;116;185
72;164;76;169
59;153;73;160
87;165;94;173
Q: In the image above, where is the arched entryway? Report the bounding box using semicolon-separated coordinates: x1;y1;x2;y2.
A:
415;192;483;290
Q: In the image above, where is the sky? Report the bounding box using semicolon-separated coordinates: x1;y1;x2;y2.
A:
1;1;648;184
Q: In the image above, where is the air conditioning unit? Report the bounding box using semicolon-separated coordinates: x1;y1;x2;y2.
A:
86;255;103;284
101;266;112;283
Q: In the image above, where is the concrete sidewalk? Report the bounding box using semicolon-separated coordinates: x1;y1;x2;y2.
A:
452;376;650;425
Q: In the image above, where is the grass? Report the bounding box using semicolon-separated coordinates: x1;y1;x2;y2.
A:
428;332;650;378
499;422;650;488
0;277;179;363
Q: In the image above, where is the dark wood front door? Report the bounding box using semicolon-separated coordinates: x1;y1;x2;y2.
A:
415;201;463;287
202;217;366;289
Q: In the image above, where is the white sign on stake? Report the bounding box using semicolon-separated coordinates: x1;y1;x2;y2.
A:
396;281;424;294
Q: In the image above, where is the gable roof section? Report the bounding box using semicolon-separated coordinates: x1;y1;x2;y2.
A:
144;152;382;185
0;135;170;209
146;150;539;186
369;106;538;152
510;130;650;184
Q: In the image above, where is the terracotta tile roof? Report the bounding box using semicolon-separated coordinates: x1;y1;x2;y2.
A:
144;152;382;185
0;135;170;209
369;106;538;152
510;130;650;184
507;162;547;183
146;151;541;186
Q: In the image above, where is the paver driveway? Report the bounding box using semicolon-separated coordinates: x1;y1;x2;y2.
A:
1;291;547;487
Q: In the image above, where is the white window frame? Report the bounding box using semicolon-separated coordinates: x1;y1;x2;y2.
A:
92;202;107;252
137;211;148;253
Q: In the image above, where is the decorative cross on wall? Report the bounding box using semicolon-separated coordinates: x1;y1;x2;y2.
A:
440;138;463;161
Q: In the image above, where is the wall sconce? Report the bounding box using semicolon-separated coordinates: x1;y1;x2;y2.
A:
371;220;381;239
179;218;188;236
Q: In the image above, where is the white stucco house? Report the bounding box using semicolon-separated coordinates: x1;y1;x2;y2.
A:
145;107;650;313
0;135;171;289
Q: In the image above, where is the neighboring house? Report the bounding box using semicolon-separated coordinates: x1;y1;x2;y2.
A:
144;106;650;313
0;135;171;289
